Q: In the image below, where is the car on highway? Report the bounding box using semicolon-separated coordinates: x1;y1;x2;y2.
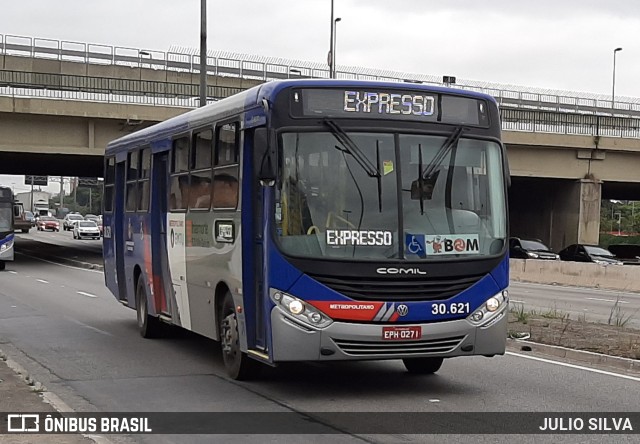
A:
509;237;559;260
36;216;60;232
24;211;36;227
558;244;623;265
73;220;101;240
85;214;100;223
607;244;640;265
63;213;84;231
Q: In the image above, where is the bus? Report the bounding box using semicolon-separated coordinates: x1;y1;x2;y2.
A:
103;80;509;379
0;186;16;270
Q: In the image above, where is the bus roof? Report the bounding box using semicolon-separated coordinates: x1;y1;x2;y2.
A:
105;79;497;155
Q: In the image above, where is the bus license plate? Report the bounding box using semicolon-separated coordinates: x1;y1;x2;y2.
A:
382;326;422;341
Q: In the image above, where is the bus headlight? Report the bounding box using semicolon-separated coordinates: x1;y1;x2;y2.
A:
0;240;13;252
467;290;508;326
271;290;333;328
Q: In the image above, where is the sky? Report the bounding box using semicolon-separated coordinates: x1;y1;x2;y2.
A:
1;0;639;190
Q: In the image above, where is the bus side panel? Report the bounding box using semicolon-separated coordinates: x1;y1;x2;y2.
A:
122;212;153;308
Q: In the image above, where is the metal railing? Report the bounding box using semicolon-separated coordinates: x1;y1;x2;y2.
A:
2;33;640;117
1;68;639;139
501;109;640;139
0;70;241;107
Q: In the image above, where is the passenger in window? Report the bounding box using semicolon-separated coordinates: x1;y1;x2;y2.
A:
212;174;238;208
189;175;212;209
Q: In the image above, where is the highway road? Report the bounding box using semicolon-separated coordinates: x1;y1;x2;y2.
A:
509;281;640;330
1;238;639;443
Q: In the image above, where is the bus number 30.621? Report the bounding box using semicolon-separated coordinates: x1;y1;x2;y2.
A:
431;302;470;315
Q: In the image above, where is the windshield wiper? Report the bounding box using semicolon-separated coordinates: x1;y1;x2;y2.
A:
324;118;381;178
421;125;465;180
325;118;383;216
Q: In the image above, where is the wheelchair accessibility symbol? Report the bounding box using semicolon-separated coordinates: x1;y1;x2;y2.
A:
405;233;426;257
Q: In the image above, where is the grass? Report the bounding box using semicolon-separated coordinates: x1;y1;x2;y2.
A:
540;305;569;321
510;304;530;324
607;298;636;328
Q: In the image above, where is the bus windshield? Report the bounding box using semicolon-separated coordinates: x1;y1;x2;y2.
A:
0;202;12;232
275;131;506;260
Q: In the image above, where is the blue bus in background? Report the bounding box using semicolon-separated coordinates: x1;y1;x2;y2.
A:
103;80;509;379
0;186;15;270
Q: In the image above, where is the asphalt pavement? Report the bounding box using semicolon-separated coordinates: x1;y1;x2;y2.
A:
0;353;95;443
2;232;640;443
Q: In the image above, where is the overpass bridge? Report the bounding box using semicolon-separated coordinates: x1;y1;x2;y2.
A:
1;34;640;251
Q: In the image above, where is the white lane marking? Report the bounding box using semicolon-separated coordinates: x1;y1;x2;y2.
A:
66;318;113;337
36;279;49;284
8;271;17;274
15;251;103;274
586;297;629;304
506;352;640;383
511;300;525;304
77;291;98;298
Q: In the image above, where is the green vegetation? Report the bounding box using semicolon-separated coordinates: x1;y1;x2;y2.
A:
510;304;530;323
599;200;640;246
607;298;636;328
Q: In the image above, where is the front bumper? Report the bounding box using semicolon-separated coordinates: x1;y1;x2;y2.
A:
270;304;508;362
77;231;100;237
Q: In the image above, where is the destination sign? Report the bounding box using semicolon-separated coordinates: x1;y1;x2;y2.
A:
290;88;489;126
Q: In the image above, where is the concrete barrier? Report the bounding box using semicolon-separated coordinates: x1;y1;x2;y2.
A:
510;258;640;292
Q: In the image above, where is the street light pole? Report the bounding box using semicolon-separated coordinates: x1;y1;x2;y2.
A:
332;17;341;79
328;0;334;78
199;0;207;107
612;47;622;110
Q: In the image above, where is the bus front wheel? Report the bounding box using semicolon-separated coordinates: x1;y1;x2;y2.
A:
402;357;444;374
136;277;162;338
220;292;260;380
0;261;5;271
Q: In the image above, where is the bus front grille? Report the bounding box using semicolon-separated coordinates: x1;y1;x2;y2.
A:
332;335;466;356
307;273;484;301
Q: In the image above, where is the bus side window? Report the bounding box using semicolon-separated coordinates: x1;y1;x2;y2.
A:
169;137;190;211
213;122;240;210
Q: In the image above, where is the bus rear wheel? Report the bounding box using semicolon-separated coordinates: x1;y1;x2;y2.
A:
136;277;162;338
402;357;444;374
220;292;260;380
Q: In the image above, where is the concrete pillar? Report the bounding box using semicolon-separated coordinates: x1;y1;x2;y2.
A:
550;178;601;250
577;178;602;245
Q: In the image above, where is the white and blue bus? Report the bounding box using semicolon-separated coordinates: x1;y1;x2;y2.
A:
0;186;16;270
103;80;509;379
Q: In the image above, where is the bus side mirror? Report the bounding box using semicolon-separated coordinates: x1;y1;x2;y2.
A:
256;128;277;186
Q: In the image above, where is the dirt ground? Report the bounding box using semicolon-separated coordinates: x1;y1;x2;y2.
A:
508;310;640;360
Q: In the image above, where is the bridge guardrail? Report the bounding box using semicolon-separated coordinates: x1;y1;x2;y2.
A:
1;69;639;139
501;109;640;139
2;33;640;117
0;70;241;107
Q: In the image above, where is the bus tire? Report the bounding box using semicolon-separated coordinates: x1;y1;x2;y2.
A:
136;277;162;339
220;292;260;380
402;357;444;374
0;261;5;271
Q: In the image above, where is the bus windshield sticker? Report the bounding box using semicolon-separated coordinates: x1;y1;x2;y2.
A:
383;160;394;175
405;233;426;258
326;230;392;246
424;234;480;255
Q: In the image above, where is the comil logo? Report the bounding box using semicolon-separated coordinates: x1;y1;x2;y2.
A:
7;414;40;432
376;267;426;275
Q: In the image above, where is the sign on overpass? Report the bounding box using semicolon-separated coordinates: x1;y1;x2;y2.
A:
24;175;48;186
